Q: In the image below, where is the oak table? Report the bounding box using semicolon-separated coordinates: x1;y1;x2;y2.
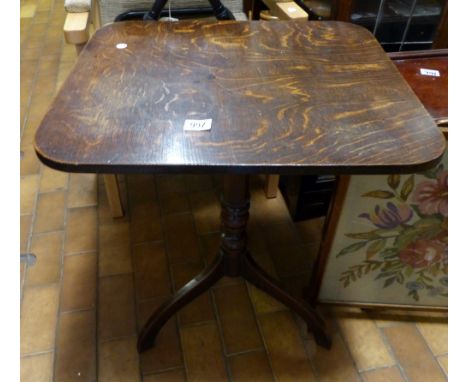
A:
34;20;445;352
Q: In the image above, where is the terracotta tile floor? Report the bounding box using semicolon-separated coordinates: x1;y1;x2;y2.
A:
20;1;448;380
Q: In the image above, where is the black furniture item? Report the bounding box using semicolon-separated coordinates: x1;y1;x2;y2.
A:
280;175;336;221
115;0;235;22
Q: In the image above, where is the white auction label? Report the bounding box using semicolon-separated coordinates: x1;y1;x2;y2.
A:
183;119;212;131
420;68;440;77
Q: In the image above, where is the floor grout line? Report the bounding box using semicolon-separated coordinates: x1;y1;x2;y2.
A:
51;153;72;382
142;365;186;377
414;319;449;377
225;347;267;358
21;349;55;358
210;283;234;382
332;317;369;382
92;175;102;381
20;174;41;307
127;175;146;382
377;325;411;382
292;312;322;382
245;281;279;382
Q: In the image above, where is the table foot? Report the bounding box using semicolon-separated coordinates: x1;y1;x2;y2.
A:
137;254;224;353
138;175;331;353
242;251;331;349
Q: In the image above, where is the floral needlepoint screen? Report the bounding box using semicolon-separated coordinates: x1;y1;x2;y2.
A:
319;150;448;308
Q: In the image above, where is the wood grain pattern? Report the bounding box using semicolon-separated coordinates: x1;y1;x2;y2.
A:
35;20;445;174
390;52;447;124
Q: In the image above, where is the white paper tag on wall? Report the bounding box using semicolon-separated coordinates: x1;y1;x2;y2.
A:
420;68;440;77
183;119;212;131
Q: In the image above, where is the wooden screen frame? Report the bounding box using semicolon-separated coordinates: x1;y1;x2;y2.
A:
307;128;447;312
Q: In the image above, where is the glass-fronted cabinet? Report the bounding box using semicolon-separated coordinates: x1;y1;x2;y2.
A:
299;0;447;51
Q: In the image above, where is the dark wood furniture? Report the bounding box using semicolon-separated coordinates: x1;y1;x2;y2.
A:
34;20;445;352
306;48;448;309
280;48;447;221
389;49;447;125
280;174;336;221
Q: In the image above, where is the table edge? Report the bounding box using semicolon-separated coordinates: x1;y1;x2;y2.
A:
34;143;446;176
34;20;447;176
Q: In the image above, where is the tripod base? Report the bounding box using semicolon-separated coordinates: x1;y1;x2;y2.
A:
137;175;331;353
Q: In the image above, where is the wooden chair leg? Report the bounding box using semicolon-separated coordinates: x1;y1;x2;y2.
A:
104;174;124;218
262;0;308;20
64;12;90;46
264;174;280;198
91;0;102;29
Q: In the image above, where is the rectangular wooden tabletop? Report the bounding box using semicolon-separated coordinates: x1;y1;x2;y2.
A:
34;20;446;174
